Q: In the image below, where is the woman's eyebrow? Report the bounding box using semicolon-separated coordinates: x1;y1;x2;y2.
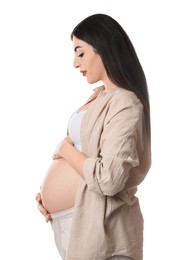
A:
74;46;82;52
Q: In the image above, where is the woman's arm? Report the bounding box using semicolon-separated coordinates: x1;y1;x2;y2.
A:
52;97;143;197
52;136;87;178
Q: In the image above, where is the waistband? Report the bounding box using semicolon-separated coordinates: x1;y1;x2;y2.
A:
50;207;74;221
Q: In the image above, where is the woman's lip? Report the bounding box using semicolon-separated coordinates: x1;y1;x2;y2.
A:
80;71;87;76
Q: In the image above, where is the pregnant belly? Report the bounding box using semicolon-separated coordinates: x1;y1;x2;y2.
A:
40;158;82;213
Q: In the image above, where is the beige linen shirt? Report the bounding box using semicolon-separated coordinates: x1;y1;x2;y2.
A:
67;86;151;260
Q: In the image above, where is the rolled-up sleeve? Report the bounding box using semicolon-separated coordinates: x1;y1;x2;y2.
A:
83;101;143;196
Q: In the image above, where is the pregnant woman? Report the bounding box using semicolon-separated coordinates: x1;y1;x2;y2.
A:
36;13;151;260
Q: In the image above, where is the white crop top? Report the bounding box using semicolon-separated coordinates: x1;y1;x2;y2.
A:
68;110;87;151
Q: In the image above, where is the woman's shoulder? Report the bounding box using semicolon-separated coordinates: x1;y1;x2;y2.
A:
110;87;143;109
91;85;143;113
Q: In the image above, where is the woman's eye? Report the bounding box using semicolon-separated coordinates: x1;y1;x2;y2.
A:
78;53;84;57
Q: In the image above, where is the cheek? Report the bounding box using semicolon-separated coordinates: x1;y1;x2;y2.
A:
94;63;104;79
87;55;104;81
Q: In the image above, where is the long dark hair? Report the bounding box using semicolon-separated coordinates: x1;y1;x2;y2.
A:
71;13;151;142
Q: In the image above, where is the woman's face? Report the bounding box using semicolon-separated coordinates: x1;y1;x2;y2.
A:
72;36;107;84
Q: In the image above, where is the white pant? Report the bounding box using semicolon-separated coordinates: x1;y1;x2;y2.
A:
51;208;133;260
51;208;74;259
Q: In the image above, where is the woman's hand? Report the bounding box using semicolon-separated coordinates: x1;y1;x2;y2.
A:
53;136;73;160
35;192;51;222
53;135;86;178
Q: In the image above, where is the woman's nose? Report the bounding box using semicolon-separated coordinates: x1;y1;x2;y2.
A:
73;58;80;68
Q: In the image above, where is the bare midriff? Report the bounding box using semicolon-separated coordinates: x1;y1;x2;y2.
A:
40;158;82;213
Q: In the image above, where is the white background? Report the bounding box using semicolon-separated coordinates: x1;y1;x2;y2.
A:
0;0;191;259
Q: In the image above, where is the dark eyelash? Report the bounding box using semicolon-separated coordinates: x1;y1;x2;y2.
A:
78;53;84;57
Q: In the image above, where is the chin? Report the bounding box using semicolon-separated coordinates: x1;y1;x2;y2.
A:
87;78;99;84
